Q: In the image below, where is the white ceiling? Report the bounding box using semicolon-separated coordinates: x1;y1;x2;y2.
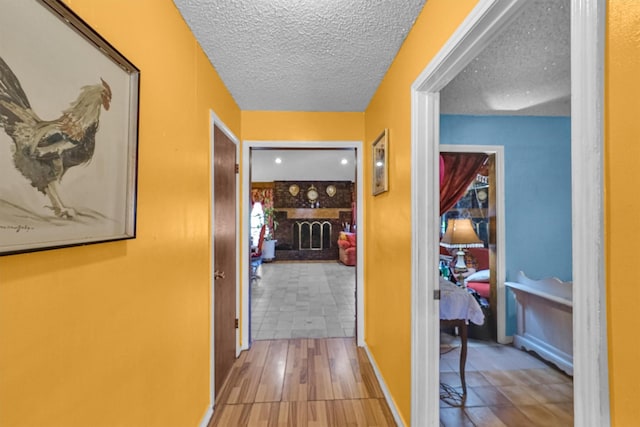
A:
173;0;427;111
251;149;356;182
174;0;570;180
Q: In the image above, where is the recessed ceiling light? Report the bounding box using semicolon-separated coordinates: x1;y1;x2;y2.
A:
275;158;282;164
341;158;348;165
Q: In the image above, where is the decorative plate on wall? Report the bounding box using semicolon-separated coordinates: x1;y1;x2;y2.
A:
326;185;337;197
289;184;299;196
306;185;319;202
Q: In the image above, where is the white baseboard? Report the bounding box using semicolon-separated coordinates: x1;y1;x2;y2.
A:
198;406;213;427
363;344;405;427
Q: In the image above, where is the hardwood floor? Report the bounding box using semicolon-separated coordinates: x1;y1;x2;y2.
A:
209;338;396;426
209;337;573;426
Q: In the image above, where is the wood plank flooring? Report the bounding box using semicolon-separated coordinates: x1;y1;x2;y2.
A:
209;338;396;427
209;337;573;426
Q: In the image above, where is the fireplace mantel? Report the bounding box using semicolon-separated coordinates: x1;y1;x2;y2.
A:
277;208;350;220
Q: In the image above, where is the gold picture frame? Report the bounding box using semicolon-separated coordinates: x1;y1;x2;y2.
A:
371;129;389;196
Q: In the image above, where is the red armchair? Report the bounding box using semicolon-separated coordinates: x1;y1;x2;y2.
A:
337;232;356;266
464;247;490;299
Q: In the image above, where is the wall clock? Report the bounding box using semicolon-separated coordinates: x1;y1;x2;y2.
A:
326;185;336;197
306;185;319;202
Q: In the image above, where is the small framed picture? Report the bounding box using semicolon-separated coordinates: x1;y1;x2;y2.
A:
372;129;389;196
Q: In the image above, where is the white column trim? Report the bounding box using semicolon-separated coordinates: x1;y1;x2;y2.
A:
410;0;609;425
570;0;609;425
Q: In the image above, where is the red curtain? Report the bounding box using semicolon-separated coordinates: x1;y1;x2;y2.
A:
251;188;273;209
439;153;488;215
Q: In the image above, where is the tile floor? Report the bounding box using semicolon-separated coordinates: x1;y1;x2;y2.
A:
250;261;356;340
440;333;574;426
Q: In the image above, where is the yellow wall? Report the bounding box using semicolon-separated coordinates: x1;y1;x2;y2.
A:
4;0;638;426
0;1;240;426
363;0;479;423
606;1;640;424
241;111;364;141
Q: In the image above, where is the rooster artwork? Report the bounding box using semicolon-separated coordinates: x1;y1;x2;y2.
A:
0;55;111;219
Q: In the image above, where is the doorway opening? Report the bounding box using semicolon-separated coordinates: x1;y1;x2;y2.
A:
439;147;505;344
410;0;608;425
241;141;365;350
208;112;241;418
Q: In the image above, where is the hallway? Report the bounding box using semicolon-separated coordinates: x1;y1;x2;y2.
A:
208;336;572;426
209;338;395;426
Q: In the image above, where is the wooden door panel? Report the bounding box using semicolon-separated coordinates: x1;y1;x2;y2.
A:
214;125;236;396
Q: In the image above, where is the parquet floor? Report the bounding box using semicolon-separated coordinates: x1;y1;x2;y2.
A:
209;338;396;426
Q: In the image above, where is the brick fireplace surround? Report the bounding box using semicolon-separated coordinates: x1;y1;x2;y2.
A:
268;180;354;261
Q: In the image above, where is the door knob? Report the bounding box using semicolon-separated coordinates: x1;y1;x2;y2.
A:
214;270;226;280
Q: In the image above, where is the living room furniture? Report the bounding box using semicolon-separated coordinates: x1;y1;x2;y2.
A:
250;225;265;282
463;247;490;299
505;271;573;375
440;245;491;299
440;278;484;395
337;231;356;266
440;218;484;271
442;246;493;341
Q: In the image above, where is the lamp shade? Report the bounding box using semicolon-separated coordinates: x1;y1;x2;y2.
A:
440;218;484;249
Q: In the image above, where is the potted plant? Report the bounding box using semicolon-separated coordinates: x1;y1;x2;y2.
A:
261;206;278;261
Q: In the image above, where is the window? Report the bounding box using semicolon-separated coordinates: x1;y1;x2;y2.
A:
250;202;264;246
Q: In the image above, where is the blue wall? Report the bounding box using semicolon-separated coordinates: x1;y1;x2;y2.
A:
440;115;572;335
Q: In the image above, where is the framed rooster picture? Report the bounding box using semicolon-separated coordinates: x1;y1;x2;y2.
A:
0;0;139;255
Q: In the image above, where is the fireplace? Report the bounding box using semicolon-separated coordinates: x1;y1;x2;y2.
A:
294;221;332;250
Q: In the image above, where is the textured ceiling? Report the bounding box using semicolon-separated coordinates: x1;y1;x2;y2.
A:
173;0;570;116
172;0;426;111
175;0;571;180
441;0;570;116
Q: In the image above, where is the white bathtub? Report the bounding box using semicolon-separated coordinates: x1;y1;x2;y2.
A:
505;271;573;375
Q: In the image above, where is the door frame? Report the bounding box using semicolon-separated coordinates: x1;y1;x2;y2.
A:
241;140;365;350
440;145;506;343
209;111;240;412
410;0;608;426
